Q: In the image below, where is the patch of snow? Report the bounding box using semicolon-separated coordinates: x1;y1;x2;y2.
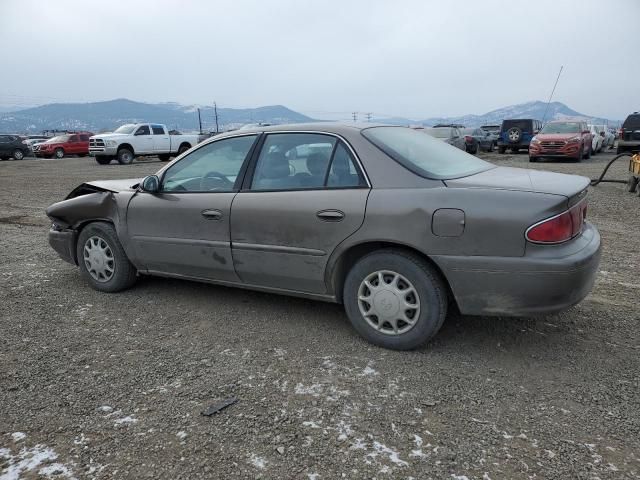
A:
98;406;113;412
176;431;187;440
366;441;408;467
361;366;378;376
336;421;353;441
114;415;137;425
295;383;323;396
0;444;76;480
10;433;26;442
302;421;321;429
452;475;470;480
307;474;320;480
249;453;267;469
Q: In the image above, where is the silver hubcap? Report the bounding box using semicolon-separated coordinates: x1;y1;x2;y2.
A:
83;236;115;282
14;150;23;160
121;152;132;163
358;270;421;335
56;150;63;158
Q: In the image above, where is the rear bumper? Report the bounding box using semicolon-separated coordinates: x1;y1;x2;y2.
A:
432;222;601;317
48;227;77;265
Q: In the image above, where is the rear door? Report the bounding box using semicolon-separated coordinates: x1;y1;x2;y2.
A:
230;132;370;294
132;124;154;154
127;134;258;280
151;124;170;153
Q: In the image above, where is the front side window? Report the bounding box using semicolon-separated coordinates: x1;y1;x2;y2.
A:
152;125;165;135
161;135;256;193
69;135;79;142
362;126;493;180
135;125;150;136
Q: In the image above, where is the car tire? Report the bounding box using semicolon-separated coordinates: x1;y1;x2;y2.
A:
54;148;65;159
12;149;25;160
95;156;112;165
117;148;134;165
498;146;506;154
627;175;639;193
471;144;478;154
76;222;137;293
511;147;519;153
343;249;448;351
529;156;538;162
636;181;640;197
585;145;591;159
158;154;171;161
177;144;190;156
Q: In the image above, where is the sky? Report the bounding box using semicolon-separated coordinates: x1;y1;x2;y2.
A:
1;0;638;121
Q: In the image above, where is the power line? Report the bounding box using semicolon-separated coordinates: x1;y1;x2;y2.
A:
542;66;563;124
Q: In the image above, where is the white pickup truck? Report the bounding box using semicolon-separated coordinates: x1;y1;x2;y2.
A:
89;123;204;165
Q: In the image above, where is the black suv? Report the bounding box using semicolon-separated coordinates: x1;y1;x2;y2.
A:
617;112;640;154
0;134;29;160
497;119;542;154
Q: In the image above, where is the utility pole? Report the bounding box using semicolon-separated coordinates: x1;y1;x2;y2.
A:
197;108;203;134
213;101;219;133
352;112;358;122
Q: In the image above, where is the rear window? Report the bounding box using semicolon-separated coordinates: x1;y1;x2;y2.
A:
623;114;640;129
424;128;451;139
502;120;533;132
361;126;493;180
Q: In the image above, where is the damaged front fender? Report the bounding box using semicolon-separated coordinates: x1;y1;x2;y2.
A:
46;191;118;230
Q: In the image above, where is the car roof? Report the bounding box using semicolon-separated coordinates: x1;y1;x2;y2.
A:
214;122;380;138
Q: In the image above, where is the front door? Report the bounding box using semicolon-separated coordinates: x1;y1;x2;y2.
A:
127;134;258;281
132;124;154;154
230;133;370;294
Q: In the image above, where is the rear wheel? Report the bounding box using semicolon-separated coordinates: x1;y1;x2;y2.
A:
95;156;112;165
54;148;65;159
343;250;448;350
76;222;137;292
177;144;190;156
12;149;25;160
117;148;134;165
529;156;538;162
498;146;506;154
486;142;493;152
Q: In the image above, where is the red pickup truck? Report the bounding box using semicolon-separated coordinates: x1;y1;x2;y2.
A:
34;132;93;159
529;121;592;162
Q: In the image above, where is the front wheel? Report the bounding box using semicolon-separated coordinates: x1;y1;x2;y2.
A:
117;148;134;165
529;156;538;162
54;148;65;159
76;222;137;292
13;149;25;160
584;144;591;159
343;250;448;350
627;175;639;193
498;146;506;154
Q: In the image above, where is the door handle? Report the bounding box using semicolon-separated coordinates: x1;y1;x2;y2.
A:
316;209;345;221
201;209;223;220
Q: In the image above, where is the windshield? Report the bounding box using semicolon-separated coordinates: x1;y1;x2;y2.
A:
540;122;580;134
424;128;451;139
47;136;69;143
362;126;493;179
114;124;137;134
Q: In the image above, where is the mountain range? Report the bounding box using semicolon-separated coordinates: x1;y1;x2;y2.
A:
0;99;616;133
375;101;615;127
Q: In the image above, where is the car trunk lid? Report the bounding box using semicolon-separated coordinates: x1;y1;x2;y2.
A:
445;166;589;204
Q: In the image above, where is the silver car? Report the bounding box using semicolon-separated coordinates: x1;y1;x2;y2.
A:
47;124;601;350
423;126;466;150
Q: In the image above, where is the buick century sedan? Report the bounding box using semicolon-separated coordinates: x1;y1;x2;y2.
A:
46;124;601;350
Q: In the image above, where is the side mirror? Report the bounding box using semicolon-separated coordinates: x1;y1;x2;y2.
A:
141;175;160;193
533;130;540;134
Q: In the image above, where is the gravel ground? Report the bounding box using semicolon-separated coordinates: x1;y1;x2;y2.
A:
1;150;639;479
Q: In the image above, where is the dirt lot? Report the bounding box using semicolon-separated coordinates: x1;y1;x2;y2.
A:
1;150;639;479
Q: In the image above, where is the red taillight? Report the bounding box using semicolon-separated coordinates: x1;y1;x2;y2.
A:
526;201;587;244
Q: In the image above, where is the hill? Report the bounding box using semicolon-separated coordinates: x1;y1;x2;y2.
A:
0;99;314;133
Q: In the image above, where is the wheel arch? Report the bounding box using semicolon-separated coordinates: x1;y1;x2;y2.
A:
117;143;135;154
328;240;455;307
178;142;192;151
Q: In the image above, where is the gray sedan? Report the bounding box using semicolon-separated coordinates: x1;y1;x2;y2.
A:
46;124;601;350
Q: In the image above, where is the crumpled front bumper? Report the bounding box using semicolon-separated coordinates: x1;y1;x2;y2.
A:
48;227;77;265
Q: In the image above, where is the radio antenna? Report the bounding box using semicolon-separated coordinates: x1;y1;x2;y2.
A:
541;66;563;124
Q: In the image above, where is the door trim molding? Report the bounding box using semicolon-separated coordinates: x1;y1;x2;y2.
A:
131;235;229;249
232;241;325;256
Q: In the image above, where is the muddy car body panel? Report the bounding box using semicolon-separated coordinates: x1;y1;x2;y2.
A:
46;123;601;320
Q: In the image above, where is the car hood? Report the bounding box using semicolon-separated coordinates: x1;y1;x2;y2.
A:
65;178;142;199
91;133;129;140
445;166;589;198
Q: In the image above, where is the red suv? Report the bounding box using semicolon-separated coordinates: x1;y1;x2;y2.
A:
35;132;93;159
529;121;592;162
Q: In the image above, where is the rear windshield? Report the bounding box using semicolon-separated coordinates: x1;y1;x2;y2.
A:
540;122;580;134
502;120;532;132
623;114;640;129
361;126;493;180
